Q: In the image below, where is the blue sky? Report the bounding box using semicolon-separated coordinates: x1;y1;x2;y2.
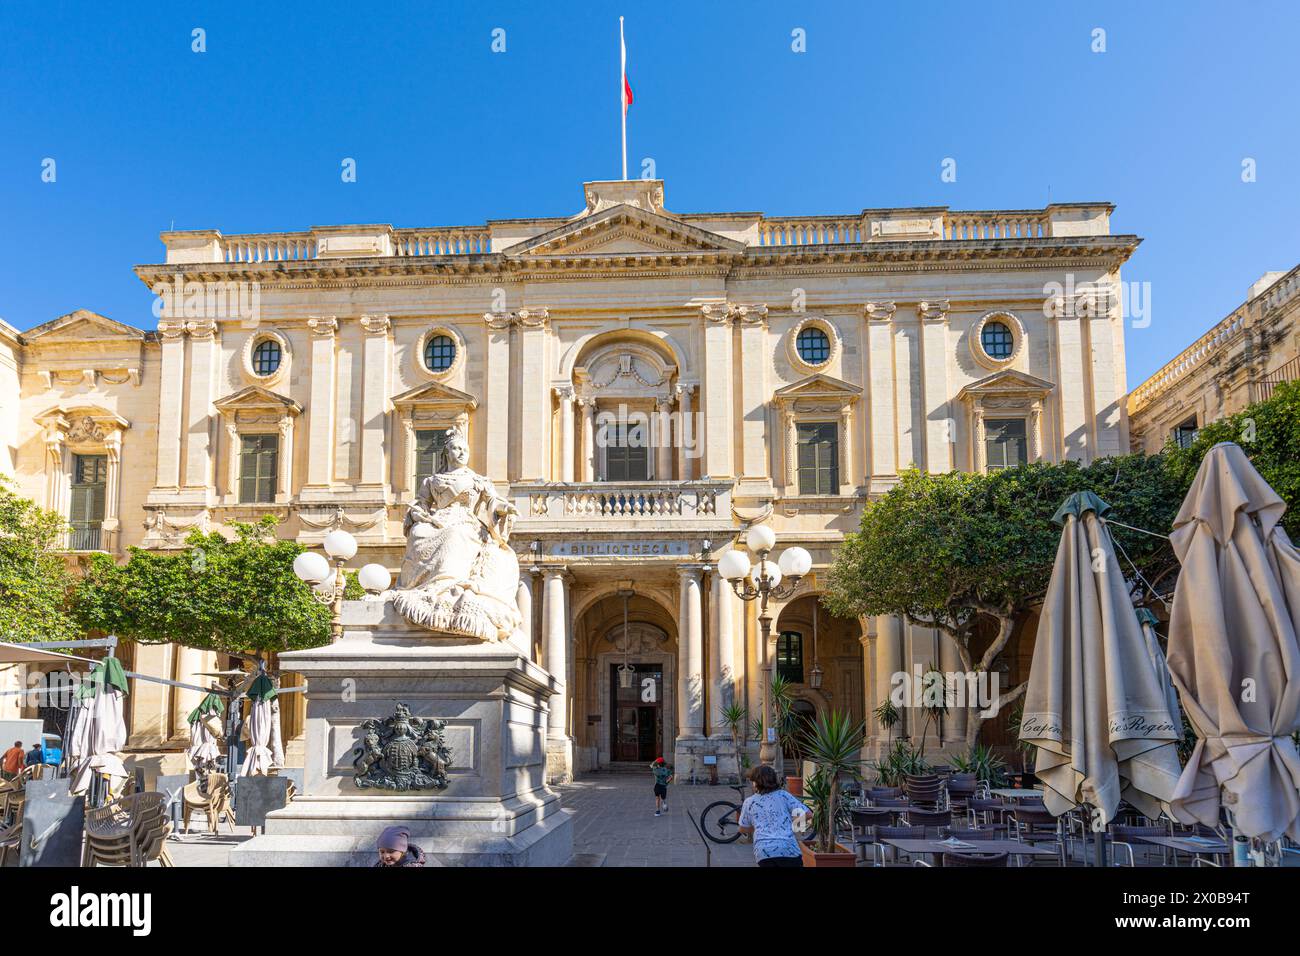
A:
1;0;1297;386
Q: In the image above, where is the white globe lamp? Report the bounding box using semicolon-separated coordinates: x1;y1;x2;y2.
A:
717;550;751;582
357;563;392;595
750;560;782;589
293;551;330;584
745;525;777;554
778;546;812;578
323;529;358;561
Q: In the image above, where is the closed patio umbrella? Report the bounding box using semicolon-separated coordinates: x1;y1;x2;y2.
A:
1021;492;1183;850
187;692;225;773
71;658;130;798
239;675;281;777
1166;442;1300;851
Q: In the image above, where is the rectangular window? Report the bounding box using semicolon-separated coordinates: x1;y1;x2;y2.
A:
985;418;1028;471
415;428;449;482
603;422;649;482
69;454;107;550
1172;417;1198;450
796;421;839;494
239;434;278;503
776;631;805;684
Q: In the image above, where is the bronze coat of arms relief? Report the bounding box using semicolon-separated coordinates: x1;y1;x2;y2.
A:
352;702;452;791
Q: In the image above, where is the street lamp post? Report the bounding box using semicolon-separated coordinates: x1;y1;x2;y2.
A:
715;525;811;768
292;530;391;640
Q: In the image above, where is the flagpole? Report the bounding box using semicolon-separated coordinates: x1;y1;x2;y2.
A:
620;16;627;181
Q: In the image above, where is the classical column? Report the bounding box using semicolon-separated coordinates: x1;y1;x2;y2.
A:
517;309;550;481
579;397;596;481
302;315;338;495
276;416;295;503
183;318;218;491
701;304;735;480
483;311;513;483
865;302;897;485
542;568;570;739
102;427;124;552
918;299;952;474
859;625;875;756
1029;402;1043;463
874;614;904;746
1052;304;1090;461
655;398;673;480
783;409;798;489
972;405;987;473
555;385;575;482
675;384;694;481
709;570;736;733
515;571;535;661
42;420;67;519
153;319;187;492
939;630;966;745
678;566;704;738
358;314;391;492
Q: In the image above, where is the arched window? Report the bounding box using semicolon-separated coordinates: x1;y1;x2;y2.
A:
251;339;282;376
795;326;831;365
424;334;456;372
980;321;1014;360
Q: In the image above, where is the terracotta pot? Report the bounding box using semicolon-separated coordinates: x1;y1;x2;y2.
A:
785;776;803;797
799;839;856;868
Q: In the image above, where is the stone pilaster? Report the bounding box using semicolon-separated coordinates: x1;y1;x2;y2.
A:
483;310;513;483
701;303;735;480
737;305;771;486
301;315;338;498
183;318;218;494
152;318;187;494
865;302;897;486
357;313;391;493
517;309;550;481
555;385;575;483
541;566;572;782
919;299;952;473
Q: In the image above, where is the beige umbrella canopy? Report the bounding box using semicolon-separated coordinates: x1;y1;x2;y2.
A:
239;675;282;777
1166;442;1300;843
1021;492;1183;827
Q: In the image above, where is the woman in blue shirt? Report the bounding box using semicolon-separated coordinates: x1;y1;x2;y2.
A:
737;764;811;867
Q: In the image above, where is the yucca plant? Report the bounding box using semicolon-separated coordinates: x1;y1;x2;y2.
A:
948;743;1008;787
718;702;748;783
916;662;948;759
868;738;931;786
769;673;801;776
873;698;900;747
801;710;865;852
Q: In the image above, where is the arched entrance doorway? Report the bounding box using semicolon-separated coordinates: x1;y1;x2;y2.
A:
771;593;866;745
572;589;679;771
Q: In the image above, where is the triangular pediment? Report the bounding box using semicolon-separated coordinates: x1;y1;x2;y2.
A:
774;373;863;405
957;368;1055;401
213;385;302;415
391;380;478;410
24;309;145;342
503;204;745;258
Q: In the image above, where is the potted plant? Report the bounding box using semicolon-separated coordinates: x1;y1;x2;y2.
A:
948;743;1008;788
797;710;864;867
1006;702;1036;787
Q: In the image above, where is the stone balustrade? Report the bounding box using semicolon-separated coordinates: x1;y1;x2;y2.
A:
1129;308;1248;413
757;216;864;246
511;480;732;524
393;227;493;256
943;211;1049;240
222;232;317;262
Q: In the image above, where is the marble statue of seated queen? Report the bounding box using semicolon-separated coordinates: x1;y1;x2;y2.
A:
390;426;523;643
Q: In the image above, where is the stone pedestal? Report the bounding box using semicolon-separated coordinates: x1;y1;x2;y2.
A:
230;597;574;867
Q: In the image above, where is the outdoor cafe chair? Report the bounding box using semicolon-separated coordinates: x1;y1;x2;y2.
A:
182;772;233;834
1110;824;1172;867
940;827;999;841
83;791;174;867
867;786;902;803
940;850;1010;868
850;807;895;862
946;773;978;812
902;773;944;809
1009;806;1067;866
871;824;928;867
968;797;1009;830
902;808;952;836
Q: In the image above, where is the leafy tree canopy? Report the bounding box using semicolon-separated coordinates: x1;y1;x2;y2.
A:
74;515;343;655
0;477;78;642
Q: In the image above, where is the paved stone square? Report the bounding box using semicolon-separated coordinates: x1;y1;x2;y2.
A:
159;771;759;867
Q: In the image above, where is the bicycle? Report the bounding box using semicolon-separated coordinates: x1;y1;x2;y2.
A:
699;784;748;844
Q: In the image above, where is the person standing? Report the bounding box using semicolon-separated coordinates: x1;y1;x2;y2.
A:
737;765;811;868
650;757;673;816
26;741;44;767
1;741;24;781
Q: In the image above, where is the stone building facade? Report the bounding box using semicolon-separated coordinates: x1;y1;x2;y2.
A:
1128;265;1300;453
0;179;1137;781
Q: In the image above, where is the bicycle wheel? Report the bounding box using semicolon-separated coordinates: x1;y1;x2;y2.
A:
700;801;743;844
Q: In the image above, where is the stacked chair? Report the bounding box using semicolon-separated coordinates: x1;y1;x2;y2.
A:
182;772;234;834
82;791;173;867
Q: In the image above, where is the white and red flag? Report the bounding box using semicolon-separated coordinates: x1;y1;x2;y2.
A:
620;17;632;179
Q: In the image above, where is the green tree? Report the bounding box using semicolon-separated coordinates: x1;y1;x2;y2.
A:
1164;379;1300;542
824;454;1186;748
0;477;78;642
74;516;345;656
